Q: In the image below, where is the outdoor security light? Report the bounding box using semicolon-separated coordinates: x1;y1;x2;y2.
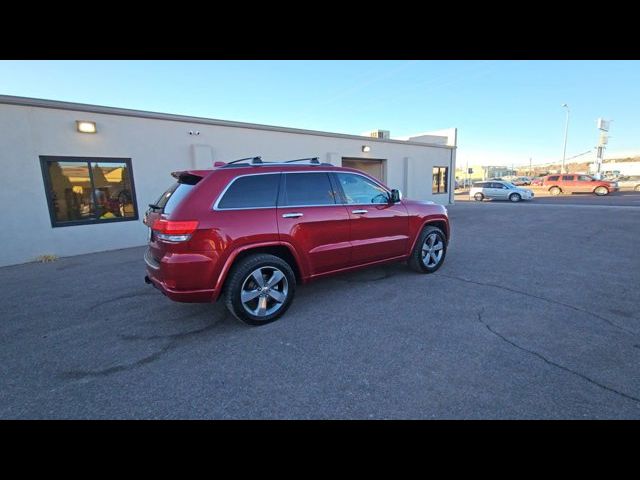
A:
76;121;97;134
362;145;371;153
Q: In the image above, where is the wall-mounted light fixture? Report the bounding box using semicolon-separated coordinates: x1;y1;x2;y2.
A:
76;120;97;134
362;145;371;153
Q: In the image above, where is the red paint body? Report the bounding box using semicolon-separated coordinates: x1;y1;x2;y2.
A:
144;164;450;303
541;174;618;194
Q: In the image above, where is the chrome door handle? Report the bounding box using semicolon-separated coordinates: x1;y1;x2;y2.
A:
282;213;303;218
352;209;368;214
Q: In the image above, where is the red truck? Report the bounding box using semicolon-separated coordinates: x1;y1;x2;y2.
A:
143;157;450;325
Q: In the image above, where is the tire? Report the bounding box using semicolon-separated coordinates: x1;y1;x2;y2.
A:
594;186;609;196
224;253;296;326
408;226;447;274
549;186;561;196
635;185;640;192
474;193;484;202
509;193;521;202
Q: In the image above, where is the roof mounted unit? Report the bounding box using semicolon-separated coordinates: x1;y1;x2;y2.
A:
362;129;390;140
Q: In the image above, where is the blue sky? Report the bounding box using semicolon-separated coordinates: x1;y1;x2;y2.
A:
1;60;639;166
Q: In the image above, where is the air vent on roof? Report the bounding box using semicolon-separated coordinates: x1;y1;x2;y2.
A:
362;129;390;140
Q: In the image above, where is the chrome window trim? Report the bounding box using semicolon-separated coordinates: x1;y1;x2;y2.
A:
212;170;392;211
333;171;392;205
212;171;282;211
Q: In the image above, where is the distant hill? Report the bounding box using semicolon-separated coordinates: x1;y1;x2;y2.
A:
603;156;640;163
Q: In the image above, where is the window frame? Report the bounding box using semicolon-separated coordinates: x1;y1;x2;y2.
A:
213;172;281;211
432;166;449;194
279;172;338;207
39;155;139;228
331;171;391;206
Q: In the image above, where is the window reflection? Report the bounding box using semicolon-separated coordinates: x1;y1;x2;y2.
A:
91;162;136;219
43;157;137;226
48;162;95;222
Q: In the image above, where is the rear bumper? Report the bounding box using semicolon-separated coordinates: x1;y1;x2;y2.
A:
144;248;219;303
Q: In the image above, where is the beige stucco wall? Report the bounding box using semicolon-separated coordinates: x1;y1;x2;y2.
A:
0;101;455;266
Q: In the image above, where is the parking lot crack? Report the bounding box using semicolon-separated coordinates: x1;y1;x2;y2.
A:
436;273;637;336
476;309;640;406
61;316;226;380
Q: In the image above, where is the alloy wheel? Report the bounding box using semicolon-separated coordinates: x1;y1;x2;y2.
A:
422;233;444;268
240;266;289;317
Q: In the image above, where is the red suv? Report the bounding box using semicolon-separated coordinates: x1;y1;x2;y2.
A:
542;174;619;196
143;157;450;325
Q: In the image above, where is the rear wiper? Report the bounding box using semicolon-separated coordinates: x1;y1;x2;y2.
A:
148;203;162;210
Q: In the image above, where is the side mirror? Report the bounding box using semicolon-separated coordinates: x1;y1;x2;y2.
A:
390;189;403;203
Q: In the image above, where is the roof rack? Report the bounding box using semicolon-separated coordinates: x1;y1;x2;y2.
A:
225;156;263;166
285;157;320;164
219;156;333;168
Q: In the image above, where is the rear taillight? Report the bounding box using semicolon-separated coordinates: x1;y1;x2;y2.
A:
152;219;199;242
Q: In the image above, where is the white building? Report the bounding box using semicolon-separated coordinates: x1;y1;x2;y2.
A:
0;95;457;267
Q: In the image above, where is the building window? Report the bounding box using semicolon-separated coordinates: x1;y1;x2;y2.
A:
432;167;449;194
40;156;138;227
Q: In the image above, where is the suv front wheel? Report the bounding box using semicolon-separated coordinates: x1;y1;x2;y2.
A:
224;253;296;326
409;226;447;273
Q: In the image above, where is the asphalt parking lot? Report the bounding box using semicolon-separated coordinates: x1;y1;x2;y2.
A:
1;200;639;419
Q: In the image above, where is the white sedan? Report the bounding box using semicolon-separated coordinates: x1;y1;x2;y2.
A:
470;181;534;202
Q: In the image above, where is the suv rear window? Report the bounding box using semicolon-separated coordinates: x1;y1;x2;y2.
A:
155;183;195;215
548;176;560;181
282;173;336;206
562;175;574;181
217;174;280;209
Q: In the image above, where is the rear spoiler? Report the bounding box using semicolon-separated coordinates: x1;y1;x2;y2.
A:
170;170;206;185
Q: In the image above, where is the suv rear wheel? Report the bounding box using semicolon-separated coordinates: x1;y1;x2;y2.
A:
549;186;561;196
409;226;447;273
474;192;484;201
224;253;296;326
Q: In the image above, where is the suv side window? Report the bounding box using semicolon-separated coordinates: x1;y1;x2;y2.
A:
281;172;337;206
548;175;560;181
216;174;280;209
335;172;389;204
577;175;592;181
562;175;574;181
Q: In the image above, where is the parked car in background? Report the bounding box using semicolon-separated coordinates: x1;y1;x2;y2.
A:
511;176;531;186
530;177;544;186
542;174;619;196
144;157;450;326
615;175;640;191
470;181;534;202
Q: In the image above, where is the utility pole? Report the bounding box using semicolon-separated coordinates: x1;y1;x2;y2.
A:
595;118;610;178
561;104;570;174
466;157;469;190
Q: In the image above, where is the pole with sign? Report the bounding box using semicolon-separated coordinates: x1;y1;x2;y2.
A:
595;118;610;177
